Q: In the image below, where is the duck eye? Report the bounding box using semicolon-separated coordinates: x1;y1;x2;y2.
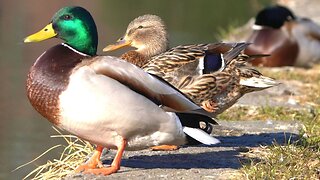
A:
63;15;72;20
287;16;293;21
138;25;143;29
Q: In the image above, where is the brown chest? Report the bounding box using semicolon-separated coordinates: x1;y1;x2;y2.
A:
26;44;86;125
26;69;64;125
120;51;148;68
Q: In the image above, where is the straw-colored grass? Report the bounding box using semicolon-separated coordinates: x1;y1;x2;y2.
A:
15;127;94;180
241;139;320;179
238;65;320;179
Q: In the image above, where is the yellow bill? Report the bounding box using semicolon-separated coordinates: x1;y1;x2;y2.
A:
103;37;132;52
24;23;57;43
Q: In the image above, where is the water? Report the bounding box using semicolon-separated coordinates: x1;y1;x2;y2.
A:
0;0;270;179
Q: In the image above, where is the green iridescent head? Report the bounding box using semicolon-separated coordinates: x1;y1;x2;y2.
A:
24;6;98;56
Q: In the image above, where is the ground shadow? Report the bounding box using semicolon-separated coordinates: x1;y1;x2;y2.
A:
101;132;299;170
217;131;298;147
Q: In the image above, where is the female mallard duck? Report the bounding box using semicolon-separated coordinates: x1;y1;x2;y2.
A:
24;6;220;176
103;14;278;115
245;5;320;67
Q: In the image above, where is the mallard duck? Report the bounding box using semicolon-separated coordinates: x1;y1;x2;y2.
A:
245;5;320;67
103;14;278;115
24;6;220;176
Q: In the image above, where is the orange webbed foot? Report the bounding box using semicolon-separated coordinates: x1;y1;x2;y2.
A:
150;145;179;151
75;146;104;173
82;165;119;175
76;138;127;176
75;161;104;173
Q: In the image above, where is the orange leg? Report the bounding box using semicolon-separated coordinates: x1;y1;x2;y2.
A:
150;145;179;151
82;138;127;176
75;146;104;173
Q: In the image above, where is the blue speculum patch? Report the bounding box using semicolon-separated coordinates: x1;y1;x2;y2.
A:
203;53;223;74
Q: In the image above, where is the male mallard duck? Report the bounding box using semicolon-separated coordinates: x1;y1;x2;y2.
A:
24;6;220;176
245;5;320;67
103;14;278;115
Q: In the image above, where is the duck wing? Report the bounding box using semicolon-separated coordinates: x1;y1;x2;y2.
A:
142;43;249;83
88;56;217;122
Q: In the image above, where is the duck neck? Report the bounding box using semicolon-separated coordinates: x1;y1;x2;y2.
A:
57;21;98;56
121;50;149;68
136;39;169;59
63;32;97;56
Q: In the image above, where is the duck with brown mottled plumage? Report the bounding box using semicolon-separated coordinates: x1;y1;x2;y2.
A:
103;14;279;116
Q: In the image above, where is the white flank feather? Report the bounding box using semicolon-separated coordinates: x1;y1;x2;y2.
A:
197;57;204;75
218;54;225;71
240;76;279;88
182;127;220;145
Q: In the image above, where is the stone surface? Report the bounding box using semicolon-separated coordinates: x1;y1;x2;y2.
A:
237;80;304;108
65;120;301;180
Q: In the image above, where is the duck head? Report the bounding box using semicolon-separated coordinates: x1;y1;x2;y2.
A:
253;5;296;29
103;14;168;58
246;5;299;67
24;6;98;56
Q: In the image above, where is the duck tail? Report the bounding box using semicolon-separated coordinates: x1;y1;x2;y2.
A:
238;65;280;89
240;75;280;89
183;127;220;145
225;46;270;67
222;42;251;65
176;113;220;145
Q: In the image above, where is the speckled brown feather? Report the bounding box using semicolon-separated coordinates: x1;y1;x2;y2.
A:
142;43;252;114
118;42;276;116
120;50;148;68
105;14;278;116
209;64;241;115
26;44;87;125
178;61;240;115
179;74;218;104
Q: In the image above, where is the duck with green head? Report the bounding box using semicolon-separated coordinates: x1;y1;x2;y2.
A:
24;6;220;176
245;5;320;67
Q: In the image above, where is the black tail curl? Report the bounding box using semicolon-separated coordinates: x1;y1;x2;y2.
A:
176;113;217;145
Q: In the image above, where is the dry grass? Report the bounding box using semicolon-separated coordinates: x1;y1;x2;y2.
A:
241;140;320;179
218;105;316;122
15;127;94;180
236;65;320;179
